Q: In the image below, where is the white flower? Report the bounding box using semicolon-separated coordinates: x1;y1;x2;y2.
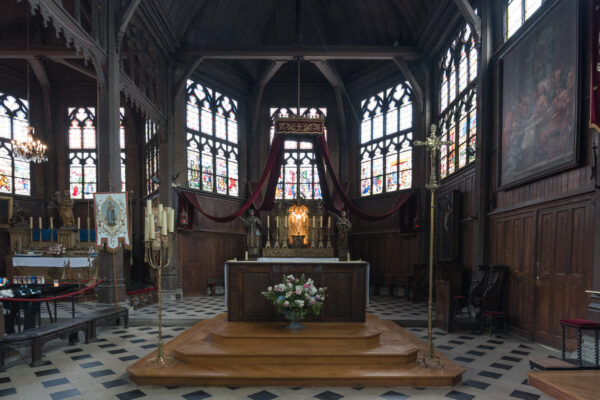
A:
310;287;317;295
295;300;304;307
283;301;289;307
267;286;273;292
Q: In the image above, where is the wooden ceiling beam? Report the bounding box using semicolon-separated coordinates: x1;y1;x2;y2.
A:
0;47;83;59
251;60;285;137
118;0;142;41
179;45;420;61
392;56;424;114
28;57;53;138
47;56;97;79
312;60;349;138
452;0;481;43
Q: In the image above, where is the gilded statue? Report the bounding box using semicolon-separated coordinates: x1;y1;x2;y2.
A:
239;209;261;257
56;190;76;229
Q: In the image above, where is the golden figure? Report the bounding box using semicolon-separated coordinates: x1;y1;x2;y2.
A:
56;190;76;229
288;204;308;245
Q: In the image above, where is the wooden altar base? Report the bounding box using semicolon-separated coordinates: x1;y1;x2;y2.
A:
127;314;464;387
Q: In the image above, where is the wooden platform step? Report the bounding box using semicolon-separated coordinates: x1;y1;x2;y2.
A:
127;314;464;387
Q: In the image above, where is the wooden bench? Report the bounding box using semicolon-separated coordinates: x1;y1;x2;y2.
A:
77;307;129;342
0;319;89;370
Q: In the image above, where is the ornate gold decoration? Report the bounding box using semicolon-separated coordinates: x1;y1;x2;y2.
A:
274;117;325;136
288;204;309;245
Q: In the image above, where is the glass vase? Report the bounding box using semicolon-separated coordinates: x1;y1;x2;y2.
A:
283;310;305;330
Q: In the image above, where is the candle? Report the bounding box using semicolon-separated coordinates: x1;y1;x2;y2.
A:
39;217;42;230
267;215;270;228
158;204;163;217
149;215;156;240
284;217;287;228
320;216;323;228
146;199;152;212
53;279;59;287
276;216;279;228
50;217;53;229
87;216;90;230
313;216;315;228
77;217;80;230
30;217;33;229
328;216;331;228
245;251;248;260
167;207;175;233
161;210;167;236
347;253;350;261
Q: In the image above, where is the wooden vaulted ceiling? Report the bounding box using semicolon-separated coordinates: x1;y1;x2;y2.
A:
163;0;459;84
165;0;442;47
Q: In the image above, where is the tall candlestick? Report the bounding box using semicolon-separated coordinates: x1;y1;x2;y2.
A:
313;216;315;228
267;215;270;228
320;216;323;228
87;216;90;230
50;217;53;229
328;216;331;228
276;216;279;228
29;217;33;229
284;217;287;228
77;217;81;230
39;217;42;230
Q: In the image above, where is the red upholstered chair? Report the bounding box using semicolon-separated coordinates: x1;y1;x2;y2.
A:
481;310;507;336
453;295;471;318
559;318;600;367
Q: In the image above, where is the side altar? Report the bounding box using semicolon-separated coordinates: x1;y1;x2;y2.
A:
225;259;368;322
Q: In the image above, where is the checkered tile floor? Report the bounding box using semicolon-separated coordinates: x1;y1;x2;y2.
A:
2;296;557;399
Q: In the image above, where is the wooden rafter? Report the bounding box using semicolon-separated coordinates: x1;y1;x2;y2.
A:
311;60;348;136
452;0;481;43
47;57;96;79
28;57;53;136
392;56;424;113
180;45;420;61
173;56;205;102
251;60;284;136
118;0;142;41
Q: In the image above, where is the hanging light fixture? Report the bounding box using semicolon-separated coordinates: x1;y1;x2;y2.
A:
12;17;47;164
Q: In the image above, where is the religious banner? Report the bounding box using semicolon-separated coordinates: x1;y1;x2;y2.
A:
274;117;325;135
591;0;600;131
93;192;131;252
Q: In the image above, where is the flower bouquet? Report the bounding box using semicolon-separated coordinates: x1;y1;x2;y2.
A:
47;243;66;257
261;274;326;330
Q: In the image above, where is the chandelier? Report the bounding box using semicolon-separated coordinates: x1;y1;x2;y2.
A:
12;16;48;163
12;126;47;163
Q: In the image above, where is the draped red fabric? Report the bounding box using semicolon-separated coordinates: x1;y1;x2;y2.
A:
591;0;600;131
180;133;415;223
314;135;416;221
180;135;284;223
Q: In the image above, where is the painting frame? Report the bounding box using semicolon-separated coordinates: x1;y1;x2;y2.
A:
497;0;580;190
0;195;13;228
435;190;459;263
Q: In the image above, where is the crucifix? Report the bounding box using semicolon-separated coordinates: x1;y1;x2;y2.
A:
414;124;452;366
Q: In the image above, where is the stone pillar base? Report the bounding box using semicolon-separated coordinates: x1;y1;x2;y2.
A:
161;288;183;302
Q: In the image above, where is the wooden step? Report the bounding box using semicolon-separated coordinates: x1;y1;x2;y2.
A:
173;340;418;365
208;320;382;347
127;313;465;387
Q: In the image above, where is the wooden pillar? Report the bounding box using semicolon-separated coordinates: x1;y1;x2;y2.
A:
96;0;125;306
474;0;494;267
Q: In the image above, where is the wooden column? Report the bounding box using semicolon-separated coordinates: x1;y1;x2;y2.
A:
473;0;493;267
96;0;125;305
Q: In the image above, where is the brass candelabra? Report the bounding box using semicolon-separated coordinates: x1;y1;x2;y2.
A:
144;203;175;367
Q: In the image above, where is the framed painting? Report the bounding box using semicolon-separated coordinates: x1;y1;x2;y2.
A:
0;195;13;228
435;190;459;262
498;0;579;190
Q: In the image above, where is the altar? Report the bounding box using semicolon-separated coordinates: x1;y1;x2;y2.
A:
225;258;369;322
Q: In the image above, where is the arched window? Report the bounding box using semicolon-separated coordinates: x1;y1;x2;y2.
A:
186;80;239;196
68;107;125;198
360;82;414;197
0;92;30;195
439;23;478;179
506;0;545;39
269;107;327;200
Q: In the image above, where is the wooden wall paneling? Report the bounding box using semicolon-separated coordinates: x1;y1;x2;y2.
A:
489;211;535;337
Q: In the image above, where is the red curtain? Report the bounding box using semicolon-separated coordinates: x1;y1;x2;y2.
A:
179;133;416;223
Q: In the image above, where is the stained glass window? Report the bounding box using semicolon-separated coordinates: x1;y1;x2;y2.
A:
0;92;30;195
360;83;413;197
506;0;545;39
186;80;239;196
68;107;125;198
439;22;478;179
144;119;159;195
269;107;327;200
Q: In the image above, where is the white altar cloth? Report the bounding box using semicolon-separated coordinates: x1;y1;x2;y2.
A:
13;256;95;268
256;257;340;262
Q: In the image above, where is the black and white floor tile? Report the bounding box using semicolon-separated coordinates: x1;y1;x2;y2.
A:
3;296;557;399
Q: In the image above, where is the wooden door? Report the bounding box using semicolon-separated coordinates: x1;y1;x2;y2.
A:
534;201;593;347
